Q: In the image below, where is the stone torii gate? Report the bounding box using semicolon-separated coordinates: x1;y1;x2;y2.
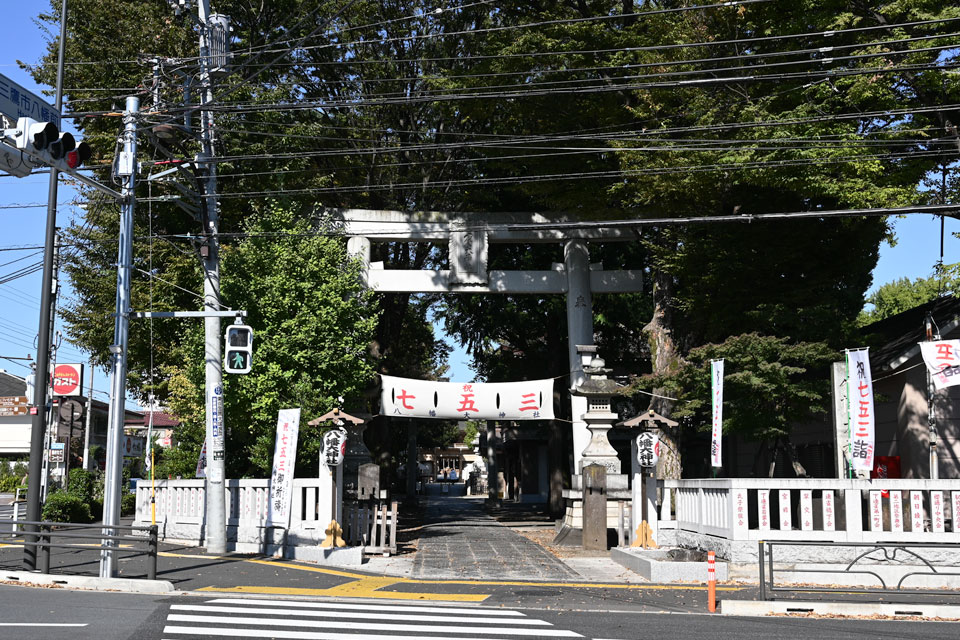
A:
331;208;644;492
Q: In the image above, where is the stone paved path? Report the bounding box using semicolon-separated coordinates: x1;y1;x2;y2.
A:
411;495;579;580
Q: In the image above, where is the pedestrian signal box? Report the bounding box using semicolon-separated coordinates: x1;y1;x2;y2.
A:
224;324;253;374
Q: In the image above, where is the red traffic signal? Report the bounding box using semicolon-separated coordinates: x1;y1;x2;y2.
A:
66;142;91;169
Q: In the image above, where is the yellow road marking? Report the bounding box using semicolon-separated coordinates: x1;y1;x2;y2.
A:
245;558;369;580
198;580;488;602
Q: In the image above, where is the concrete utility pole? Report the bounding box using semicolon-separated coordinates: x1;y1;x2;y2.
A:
925;313;940;480
82;357;94;470
24;0;68;571
100;96;139;578
198;0;227;554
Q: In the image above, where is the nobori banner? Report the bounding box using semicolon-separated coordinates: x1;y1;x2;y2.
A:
380;375;554;420
919;340;960;390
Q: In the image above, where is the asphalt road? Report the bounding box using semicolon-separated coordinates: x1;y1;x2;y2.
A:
0;584;958;640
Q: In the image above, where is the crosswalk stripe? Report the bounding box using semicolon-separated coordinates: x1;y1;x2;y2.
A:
171;604;550;625
202;598;526;616
166;613;581;637
163;627;560;640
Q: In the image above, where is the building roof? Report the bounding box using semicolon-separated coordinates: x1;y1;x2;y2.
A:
862;295;960;371
124;410;180;428
0;370;27;397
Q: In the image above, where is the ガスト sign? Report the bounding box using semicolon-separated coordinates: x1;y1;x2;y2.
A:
52;363;84;397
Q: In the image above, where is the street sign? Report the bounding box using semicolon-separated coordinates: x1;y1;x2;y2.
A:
637;432;660;468
59;398;84;422
0;73;60;126
122;435;145;458
52;363;84;396
0;395;29;417
49;441;65;463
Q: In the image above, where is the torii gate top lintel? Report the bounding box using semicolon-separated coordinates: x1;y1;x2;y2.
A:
335;207;643;295
326;206;639;243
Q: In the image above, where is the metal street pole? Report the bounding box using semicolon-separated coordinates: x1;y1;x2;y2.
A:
24;0;68;571
100;95;139;578
82;357;94;470
198;0;226;554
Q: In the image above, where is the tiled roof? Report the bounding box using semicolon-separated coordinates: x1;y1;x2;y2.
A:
125;411;180;428
0;371;27;397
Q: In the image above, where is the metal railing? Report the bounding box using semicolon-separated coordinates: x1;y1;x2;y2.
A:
1;521;158;580
758;540;960;602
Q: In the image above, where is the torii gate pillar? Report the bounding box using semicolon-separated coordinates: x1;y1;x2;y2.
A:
564;240;593;471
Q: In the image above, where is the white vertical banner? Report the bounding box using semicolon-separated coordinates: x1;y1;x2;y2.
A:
758;490;770;531
266;408;301;528
710;359;724;468
800;490;813;531
778;489;792;530
952;492;960;533
891;490;904;533
869;491;883;532
195;439;207;478
846;349;876;472
910;491;924;533
822;490;835;532
931;491;945;533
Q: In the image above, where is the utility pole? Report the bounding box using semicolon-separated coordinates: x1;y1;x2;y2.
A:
100;95;139;578
82;357;94;470
24;0;68;571
925;313;940;480
198;0;226;554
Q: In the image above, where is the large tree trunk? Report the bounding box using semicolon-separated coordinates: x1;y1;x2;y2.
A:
645;264;683;481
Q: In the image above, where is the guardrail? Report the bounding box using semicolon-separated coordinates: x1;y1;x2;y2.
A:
1;520;158;580
654;479;960;560
758;540;960;602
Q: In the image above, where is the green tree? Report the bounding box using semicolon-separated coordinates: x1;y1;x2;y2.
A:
858;262;960;325
157;204;379;478
644;333;838;476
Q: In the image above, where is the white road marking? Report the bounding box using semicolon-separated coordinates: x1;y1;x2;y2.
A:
171;603;550;625
203;597;526;616
0;623;88;627
166;613;581;636
164;627;574;640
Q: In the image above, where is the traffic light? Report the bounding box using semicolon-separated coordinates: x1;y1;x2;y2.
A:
4;117;91;174
224;324;253;374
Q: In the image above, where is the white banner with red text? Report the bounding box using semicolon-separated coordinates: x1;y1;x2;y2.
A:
266;408;301;528
380;375;554;420
710;359;724;468
919;340;960;390
846;349;875;472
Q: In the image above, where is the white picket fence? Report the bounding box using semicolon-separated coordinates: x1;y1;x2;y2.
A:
654;478;960;560
134;478;397;555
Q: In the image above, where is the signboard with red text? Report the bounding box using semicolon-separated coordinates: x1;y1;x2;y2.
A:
52;363;84;397
380;376;554;421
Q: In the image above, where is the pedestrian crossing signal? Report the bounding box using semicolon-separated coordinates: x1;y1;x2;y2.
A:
224;324;253;374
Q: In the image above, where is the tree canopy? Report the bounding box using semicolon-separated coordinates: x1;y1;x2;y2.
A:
23;0;960;477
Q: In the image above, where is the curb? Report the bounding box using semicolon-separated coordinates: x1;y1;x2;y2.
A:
721;599;960;619
1;570;175;594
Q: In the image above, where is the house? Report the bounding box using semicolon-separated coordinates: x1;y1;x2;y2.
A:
864;295;960;479
0;370;31;457
124;409;180;448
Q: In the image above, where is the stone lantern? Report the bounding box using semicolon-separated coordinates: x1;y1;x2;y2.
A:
571;345;623;473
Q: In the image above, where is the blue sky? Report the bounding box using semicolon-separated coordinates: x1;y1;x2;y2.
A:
1;5;958;389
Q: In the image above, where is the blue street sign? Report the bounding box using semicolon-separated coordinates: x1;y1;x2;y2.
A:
0;73;60;127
